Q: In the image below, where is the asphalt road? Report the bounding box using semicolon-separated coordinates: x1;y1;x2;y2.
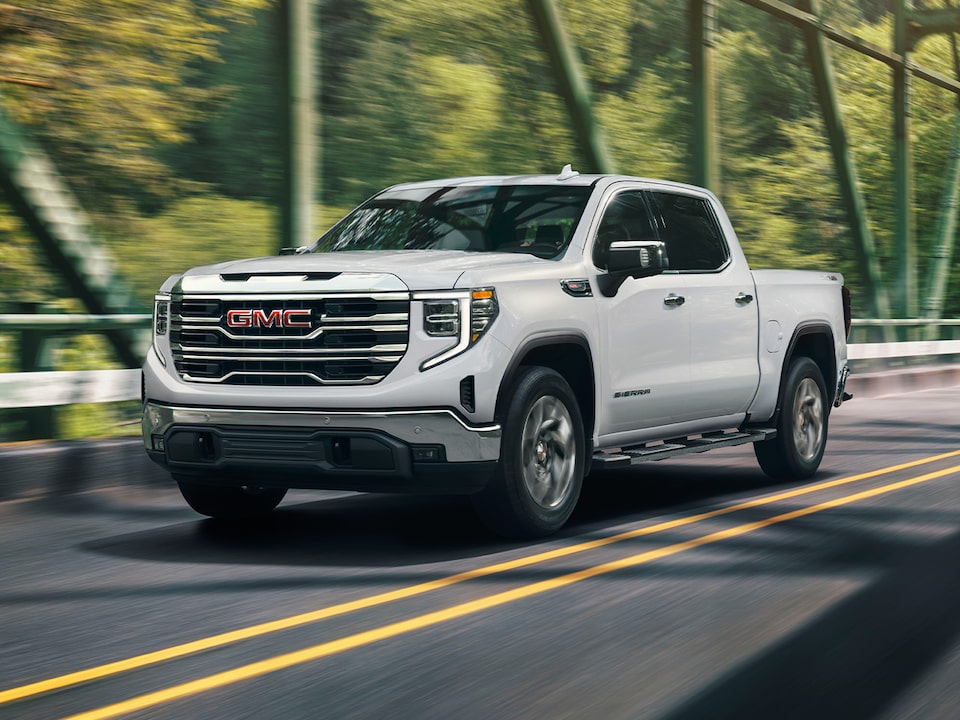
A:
1;386;959;720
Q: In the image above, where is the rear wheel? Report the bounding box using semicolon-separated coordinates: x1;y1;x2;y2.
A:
175;476;287;519
754;356;828;480
472;366;585;538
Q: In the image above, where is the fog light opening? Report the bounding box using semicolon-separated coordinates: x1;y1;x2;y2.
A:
331;438;351;467
412;445;445;463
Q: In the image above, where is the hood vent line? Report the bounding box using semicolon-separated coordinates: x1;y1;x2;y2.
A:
220;272;342;282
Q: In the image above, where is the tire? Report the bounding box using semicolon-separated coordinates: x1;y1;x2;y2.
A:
175;476;287;519
472;366;585;538
754;356;828;480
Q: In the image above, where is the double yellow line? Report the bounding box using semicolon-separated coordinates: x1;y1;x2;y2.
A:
4;450;960;719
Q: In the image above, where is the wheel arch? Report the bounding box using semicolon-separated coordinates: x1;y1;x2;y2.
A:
495;335;596;442
770;322;836;422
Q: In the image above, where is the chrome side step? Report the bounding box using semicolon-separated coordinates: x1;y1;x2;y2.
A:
591;429;777;470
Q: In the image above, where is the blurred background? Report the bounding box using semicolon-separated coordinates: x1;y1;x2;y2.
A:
1;0;958;440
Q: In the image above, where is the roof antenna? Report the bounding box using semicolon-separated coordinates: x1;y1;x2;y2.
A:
557;164;579;181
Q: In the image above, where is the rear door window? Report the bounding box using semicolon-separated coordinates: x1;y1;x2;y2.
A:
648;191;729;272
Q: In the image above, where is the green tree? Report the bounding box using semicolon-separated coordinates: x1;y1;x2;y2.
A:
0;0;267;213
162;5;285;201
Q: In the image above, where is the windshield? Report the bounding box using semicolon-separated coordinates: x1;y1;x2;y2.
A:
311;184;593;259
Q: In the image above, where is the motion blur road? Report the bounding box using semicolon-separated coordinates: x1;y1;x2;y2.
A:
2;386;960;720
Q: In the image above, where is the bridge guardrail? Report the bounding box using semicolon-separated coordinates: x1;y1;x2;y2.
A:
848;339;960;360
0;313;150;437
1;314;957;501
0;315;959;412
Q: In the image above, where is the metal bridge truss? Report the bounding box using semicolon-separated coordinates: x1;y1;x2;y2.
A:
0;108;141;367
2;0;960;374
530;0;960;324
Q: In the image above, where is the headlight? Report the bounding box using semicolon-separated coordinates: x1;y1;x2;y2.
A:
416;288;499;370
469;289;497;340
154;294;170;336
152;294;170;367
423;300;461;337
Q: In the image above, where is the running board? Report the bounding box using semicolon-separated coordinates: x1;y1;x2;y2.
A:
592;429;777;470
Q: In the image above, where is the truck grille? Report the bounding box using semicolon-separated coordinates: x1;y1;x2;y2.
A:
170;293;410;386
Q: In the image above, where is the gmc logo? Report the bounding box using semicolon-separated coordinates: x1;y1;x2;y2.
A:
225;309;312;328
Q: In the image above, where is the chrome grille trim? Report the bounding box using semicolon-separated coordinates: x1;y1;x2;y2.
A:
177;322;408;341
319;313;409;323
178;292;407;301
183;372;387;385
171;291;410;386
175;313;409;325
177;353;405;362
173;345;407;356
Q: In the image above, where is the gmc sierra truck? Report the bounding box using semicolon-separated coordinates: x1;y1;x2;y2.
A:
142;167;851;537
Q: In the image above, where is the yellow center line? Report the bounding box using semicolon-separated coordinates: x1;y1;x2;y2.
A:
61;463;960;720
2;449;959;707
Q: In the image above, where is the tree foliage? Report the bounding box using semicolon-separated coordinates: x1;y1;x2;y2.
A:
0;0;267;212
1;0;959;321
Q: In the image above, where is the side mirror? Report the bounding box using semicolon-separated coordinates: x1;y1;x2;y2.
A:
607;240;668;276
279;246;311;256
598;240;668;297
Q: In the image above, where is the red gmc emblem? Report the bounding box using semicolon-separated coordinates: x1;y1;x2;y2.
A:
225;308;312;328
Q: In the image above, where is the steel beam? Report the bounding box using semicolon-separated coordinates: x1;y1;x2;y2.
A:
689;0;720;192
797;0;890;320
894;0;916;319
278;0;316;252
908;7;960;47
924;113;960;330
526;0;614;173
923;24;960;333
0;106;142;367
744;0;960;322
739;0;960;96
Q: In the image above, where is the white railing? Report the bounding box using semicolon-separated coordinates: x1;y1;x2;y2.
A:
0;369;141;408
848;339;960;360
1;316;959;409
0;313;150;411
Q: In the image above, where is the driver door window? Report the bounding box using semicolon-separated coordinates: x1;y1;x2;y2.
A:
592;190;657;270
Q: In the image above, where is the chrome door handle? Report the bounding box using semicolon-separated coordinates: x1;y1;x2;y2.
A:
735;293;754;304
663;294;685;306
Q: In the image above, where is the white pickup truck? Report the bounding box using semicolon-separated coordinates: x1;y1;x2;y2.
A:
142;168;851;537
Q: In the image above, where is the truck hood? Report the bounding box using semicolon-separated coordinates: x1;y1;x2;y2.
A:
174;250;545;293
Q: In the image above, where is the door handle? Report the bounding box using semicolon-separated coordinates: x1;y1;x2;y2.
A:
735;293;754;304
663;294;685;306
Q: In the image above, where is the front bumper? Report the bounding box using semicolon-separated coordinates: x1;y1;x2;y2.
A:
142;402;501;493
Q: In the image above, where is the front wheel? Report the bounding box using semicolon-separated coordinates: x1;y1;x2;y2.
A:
471;366;585;538
754;356;828;480
175;476;287;519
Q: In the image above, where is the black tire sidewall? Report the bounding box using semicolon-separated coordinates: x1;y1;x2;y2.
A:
778;356;829;478
477;366;586;537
